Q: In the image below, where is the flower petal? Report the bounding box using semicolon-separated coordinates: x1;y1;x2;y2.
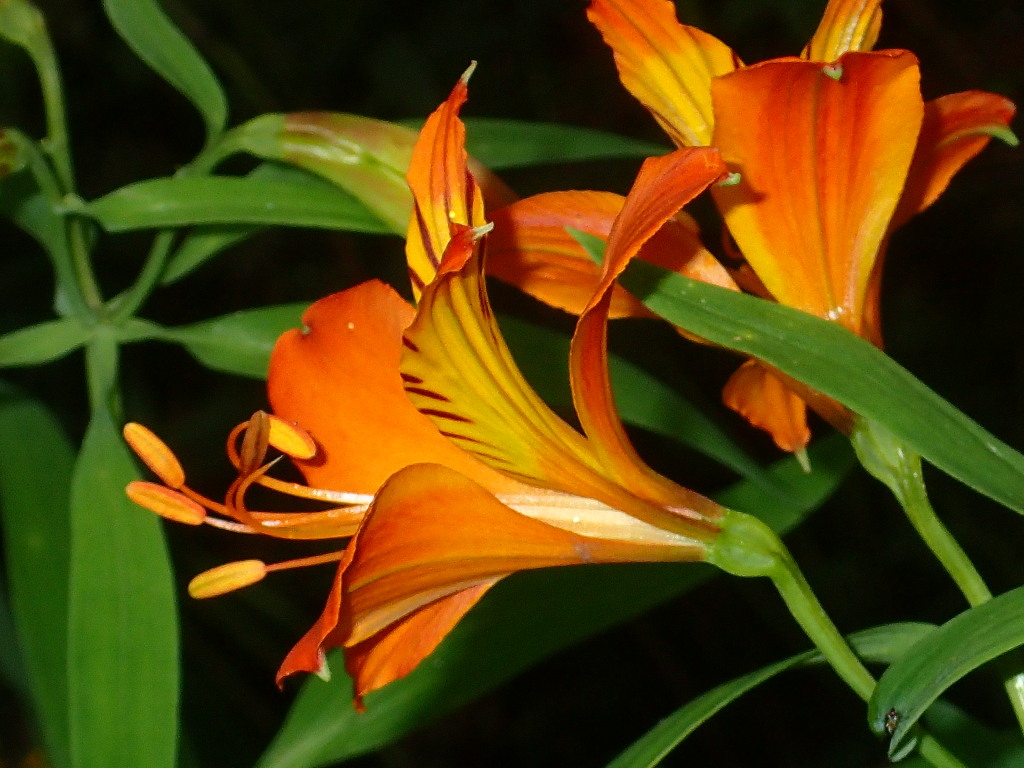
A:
403;223;718;537
267;279;522;495
343;581;496;708
488;189;734;319
570;147;727;521
894;90;1018;226
587;0;737;147
722;360;811;453
711;51;923;333
487;190;651;318
334;463;706;701
404;66;487;299
802;0;883;62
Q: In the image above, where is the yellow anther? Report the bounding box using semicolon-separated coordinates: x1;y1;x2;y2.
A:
267;415;317;460
126;481;206;525
123;423;185;489
188;560;267;599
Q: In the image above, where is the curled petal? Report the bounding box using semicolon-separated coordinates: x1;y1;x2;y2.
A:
711;51;923;333
334;464;706;702
344;582;496;709
802;0;883;61
894;90;1018;227
722;360;811;453
587;0;737;147
404;66;487;299
267;279;522;496
571;147;727;523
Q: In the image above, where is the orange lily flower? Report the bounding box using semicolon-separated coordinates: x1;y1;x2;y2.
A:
273;73;740;706
124;71;736;706
585;0;1017;452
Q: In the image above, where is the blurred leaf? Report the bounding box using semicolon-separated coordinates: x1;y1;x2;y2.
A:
66;408;179;768
256;435;852;768
921;700;1024;768
120;304;306;378
621;262;1024;515
461;119;668;168
83;173;391;234
0;384;74;768
222;112;415;234
0;317;88;367
161;223;263;285
607;622;935;768
500;314;771;486
0;173;65;256
867;584;1024;758
100;0;227;143
163;305;305;378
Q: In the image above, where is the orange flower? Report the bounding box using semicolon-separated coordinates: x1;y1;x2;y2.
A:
125;70;735;707
273;73;735;707
587;0;1017;452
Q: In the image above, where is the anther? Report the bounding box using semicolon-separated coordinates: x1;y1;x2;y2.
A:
126;481;206;525
189;560;267;598
239;411;272;475
267;415;317;460
123;423;186;489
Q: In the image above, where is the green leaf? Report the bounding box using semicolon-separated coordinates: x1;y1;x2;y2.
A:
66;408;179;768
256;436;852;768
607;623;935;768
100;0;227;143
0;384;74;768
620;262;1024;515
83;174;391;234
461;119;668;169
161;223;263;284
0;317;89;367
219;112;414;234
868;585;1024;758
500;314;771;486
123;305;307;378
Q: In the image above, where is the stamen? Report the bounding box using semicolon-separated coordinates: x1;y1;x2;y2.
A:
189;560;267;598
123;423;186;489
238;411;271;476
126;481;206;525
267;415;316;460
264;549;346;572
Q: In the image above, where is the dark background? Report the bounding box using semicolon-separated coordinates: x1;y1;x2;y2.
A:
1;0;1022;766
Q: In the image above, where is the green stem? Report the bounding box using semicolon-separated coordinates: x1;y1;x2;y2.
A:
852;417;1024;733
708;509;967;768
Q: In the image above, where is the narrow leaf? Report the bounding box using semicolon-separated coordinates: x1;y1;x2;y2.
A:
868;585;1024;758
66;409;179;768
161;223;262;284
101;0;227;142
462;118;668;168
158;304;306;378
0;384;74;768
0;317;89;367
620;262;1024;515
256;436;852;768
83;174;391;234
608;623;936;768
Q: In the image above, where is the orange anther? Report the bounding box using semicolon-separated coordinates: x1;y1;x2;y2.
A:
125;481;206;525
267;415;317;460
188;560;267;599
123;423;186;489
